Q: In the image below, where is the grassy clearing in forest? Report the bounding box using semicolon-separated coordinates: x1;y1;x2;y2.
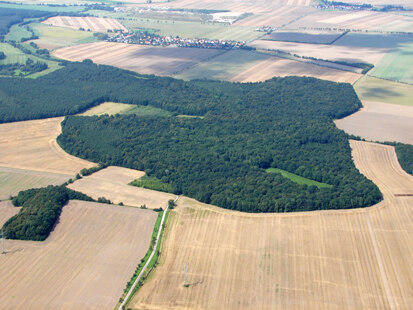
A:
266;168;332;188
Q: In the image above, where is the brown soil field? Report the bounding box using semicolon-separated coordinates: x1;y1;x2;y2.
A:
250;39;387;65
335;101;413;144
0;200;157;309
230;56;361;83
43;16;127;32
53;42;224;76
131;141;413;309
0;117;95;175
67;166;175;209
0;166;70;200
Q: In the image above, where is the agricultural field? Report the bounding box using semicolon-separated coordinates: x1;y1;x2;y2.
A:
67;166;175;209
369;41;413;85
81;102;172;117
29;23;97;50
262;30;345;44
266;168;332;188
249;39;387;65
5;23;32;42
0;117;95;175
0;166;70;200
130;141;413;310
0;201;19;226
335;101;413;144
354;76;413;106
53;42;224;76
43;16;128;33
339;0;413;9
229;55;361;83
289;10;413;32
0;1;87;12
0;42;61;77
0;200;158;309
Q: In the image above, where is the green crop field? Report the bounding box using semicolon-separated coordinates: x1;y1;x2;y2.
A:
355;75;413;106
0;167;70;200
266;168;332;189
334;32;413;49
175;49;269;81
0;42;61;77
369;41;413;85
31;23;97;49
123;105;172;117
121;18;261;42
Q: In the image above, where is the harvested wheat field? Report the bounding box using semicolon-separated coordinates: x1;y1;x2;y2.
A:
0;117;95;175
43;16;127;32
0;166;70;200
53;42;224;76
80;102;135;116
0;200;157;309
230;56;361;83
250;39;387;65
67;166;175;209
131;141;413;309
0;201;19;226
335;101;413;144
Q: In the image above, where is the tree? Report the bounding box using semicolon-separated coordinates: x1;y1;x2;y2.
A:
168;199;176;209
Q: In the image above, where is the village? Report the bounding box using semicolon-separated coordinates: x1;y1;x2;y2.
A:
107;31;247;50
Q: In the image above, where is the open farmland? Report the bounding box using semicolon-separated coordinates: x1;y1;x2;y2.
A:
354;76;413;106
30;23;96;50
130;141;413;309
43;16;128;33
0;117;95;175
335;101;413;144
0;166;69;200
0;201;19;226
262;30;344;44
229;55;361;83
80;102;135;116
0;200;157;309
369;41;413;85
53;42;224;76
67;166;175;209
250;39;387;65
288;10;413;32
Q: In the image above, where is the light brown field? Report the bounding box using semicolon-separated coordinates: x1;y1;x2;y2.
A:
335;101;413;144
250;39;387;65
67;166;175;209
53;42;224;76
43;16;128;32
0;200;157;309
289;10;413;32
131;141;413;310
0;117;95;175
230;56;361;83
80;102;135;116
0;201;19;226
0;166;70;200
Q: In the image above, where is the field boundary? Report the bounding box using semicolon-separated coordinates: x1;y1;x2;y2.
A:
118;195;179;310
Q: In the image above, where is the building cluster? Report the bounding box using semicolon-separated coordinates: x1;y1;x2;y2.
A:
108;32;246;50
255;26;277;33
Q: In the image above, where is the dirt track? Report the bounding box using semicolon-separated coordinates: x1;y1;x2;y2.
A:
131;141;413;309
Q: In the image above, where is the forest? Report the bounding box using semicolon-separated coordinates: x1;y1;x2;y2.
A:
0;60;382;212
3;186;93;241
395;143;413;176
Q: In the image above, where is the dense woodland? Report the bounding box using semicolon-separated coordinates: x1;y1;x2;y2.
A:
0;60;382;212
3;186;93;241
395;143;413;176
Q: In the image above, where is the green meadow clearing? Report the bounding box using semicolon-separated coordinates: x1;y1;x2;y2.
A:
266;168;332;189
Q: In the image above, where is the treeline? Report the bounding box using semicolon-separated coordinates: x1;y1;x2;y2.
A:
0;8;52;39
0;61;215;123
395;143;413;176
3;186;93;241
0;58;48;76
